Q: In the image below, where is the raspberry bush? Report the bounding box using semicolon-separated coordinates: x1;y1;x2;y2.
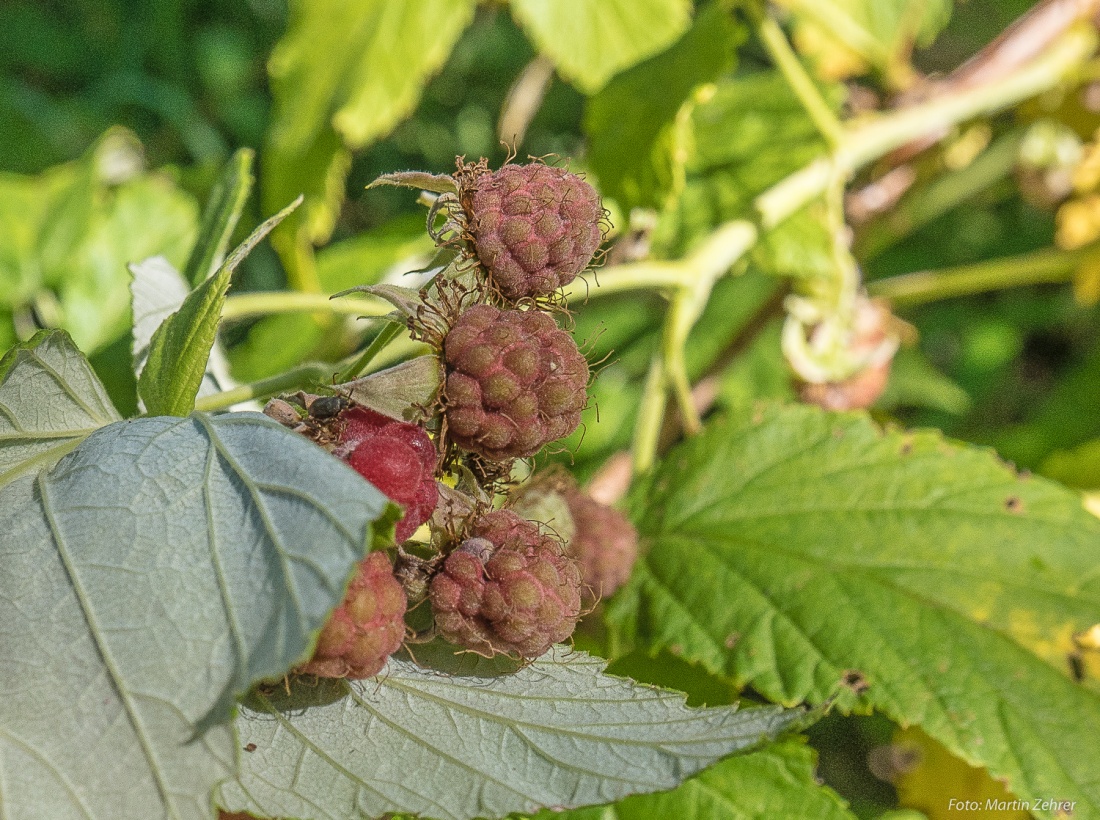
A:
5;4;1100;820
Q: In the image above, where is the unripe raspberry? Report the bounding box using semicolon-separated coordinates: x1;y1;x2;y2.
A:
429;510;581;658
297;551;407;679
336;407;438;542
443;305;589;461
562;490;639;605
461;163;602;301
800;298;897;412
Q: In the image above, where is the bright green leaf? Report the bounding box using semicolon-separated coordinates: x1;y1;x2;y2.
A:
0;163;77;308
130;256;231;405
316;213;434;294
652;72;836;269
529;737;854;820
138;197;300;417
776;0;952;84
585;3;741;210
0;131;198;353
183;147;255;286
264;0;475;245
608;405;1100;817
0;330;120;486
217;648;807;820
0;401;392;818
1041;437;1100;490
510;0;693;94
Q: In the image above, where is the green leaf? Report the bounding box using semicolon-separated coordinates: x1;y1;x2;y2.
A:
0;162;77;308
316;213;434;294
183;147;255;286
130;256;233;406
0;405;392;819
876;345;972;415
1041;438;1100;490
775;0;952;83
138;197;301;417
585;3;741;210
608;405;1100;817
652;72;836;264
0;329;120;486
0;131;199;353
264;0;476;245
510;0;693;94
217;648;807;820
528;737;854;820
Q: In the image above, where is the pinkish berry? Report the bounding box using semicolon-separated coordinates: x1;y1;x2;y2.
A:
800;298;896;412
428;510;581;658
443;305;589;461
297;551;407;679
462;163;602;301
563;490;639;605
337;407;438;542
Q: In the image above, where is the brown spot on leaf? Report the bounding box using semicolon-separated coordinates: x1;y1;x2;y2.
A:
724;632;740;649
1005;496;1024;513
841;669;869;694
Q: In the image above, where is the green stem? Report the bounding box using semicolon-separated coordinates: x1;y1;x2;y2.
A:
193;363;332;412
564;262;691;302
752;9;844;147
337;320;405;382
632;356;667;475
868;244;1093;306
221;291;389;321
756;26;1095;227
855;129;1026;259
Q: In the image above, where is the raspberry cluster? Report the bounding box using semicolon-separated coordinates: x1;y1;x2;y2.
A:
460;162;602;302
443;304;588;462
429;510;581;658
270;158;605;675
297;551;407;679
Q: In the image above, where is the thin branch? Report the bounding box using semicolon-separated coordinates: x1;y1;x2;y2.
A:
868;244;1096;306
751;8;845;147
221;291;390;321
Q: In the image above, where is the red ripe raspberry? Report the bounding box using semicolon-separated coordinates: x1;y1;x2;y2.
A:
462;163;602;301
297;551;407;679
336;407;438;542
443;305;589;461
428;510;581;658
563;490;639;605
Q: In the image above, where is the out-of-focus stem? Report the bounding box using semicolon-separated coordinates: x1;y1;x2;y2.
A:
221;292;389;321
193;363;332;412
752;9;844;147
869;244;1095;306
